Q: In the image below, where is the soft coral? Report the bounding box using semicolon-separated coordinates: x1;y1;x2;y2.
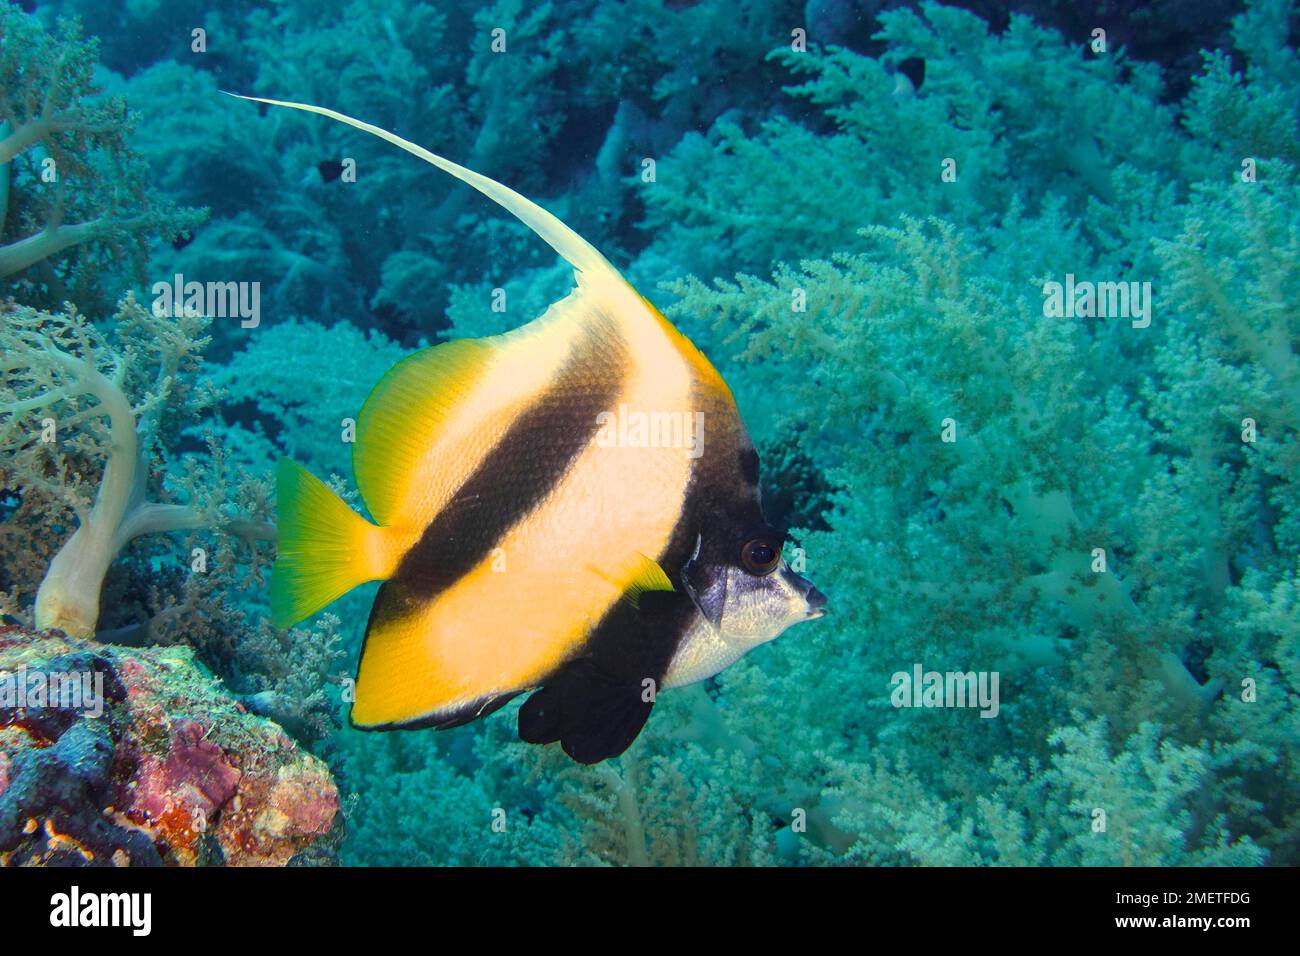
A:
0;2;205;310
0;295;268;636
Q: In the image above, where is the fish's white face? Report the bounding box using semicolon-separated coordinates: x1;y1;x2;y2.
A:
665;533;826;689
682;529;826;640
714;556;826;646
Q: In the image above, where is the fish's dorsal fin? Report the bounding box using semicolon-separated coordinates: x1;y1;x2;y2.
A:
225;92;735;398
223;93;619;281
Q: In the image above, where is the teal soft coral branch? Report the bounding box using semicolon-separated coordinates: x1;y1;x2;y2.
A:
0;3;205;303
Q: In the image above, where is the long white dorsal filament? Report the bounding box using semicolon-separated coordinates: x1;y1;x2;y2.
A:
223;93;618;280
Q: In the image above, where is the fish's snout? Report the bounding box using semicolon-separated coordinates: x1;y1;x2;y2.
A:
805;584;828;617
780;565;827;620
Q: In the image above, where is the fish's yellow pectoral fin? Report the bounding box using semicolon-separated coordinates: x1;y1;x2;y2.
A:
592;552;675;608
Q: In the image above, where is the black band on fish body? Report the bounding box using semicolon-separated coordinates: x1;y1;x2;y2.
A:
516;379;762;760
388;325;628;604
349;322;629;732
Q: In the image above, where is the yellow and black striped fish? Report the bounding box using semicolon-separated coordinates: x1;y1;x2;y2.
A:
241;95;827;764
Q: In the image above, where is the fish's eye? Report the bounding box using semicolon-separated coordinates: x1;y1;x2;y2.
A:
740;537;781;576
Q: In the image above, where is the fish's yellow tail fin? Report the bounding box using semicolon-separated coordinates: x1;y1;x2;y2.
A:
271;458;401;628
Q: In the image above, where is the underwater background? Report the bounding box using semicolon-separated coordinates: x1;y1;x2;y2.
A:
1;0;1298;866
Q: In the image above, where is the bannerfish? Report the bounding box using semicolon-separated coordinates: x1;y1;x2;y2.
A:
236;94;827;764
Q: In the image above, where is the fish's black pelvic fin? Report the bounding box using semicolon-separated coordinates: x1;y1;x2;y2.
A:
518;661;654;764
518;590;687;764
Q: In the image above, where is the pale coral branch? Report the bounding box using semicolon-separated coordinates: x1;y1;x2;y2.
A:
33;344;140;635
598;760;649;867
0;218;103;277
0;115;56;165
11;312;263;637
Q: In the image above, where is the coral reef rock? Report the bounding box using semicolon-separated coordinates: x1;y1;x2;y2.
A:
0;625;340;866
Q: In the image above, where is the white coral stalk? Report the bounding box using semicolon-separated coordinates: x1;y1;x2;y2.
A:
1;297;263;638
29;346;201;635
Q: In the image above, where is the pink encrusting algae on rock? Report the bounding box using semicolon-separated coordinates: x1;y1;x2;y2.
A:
0;626;340;866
